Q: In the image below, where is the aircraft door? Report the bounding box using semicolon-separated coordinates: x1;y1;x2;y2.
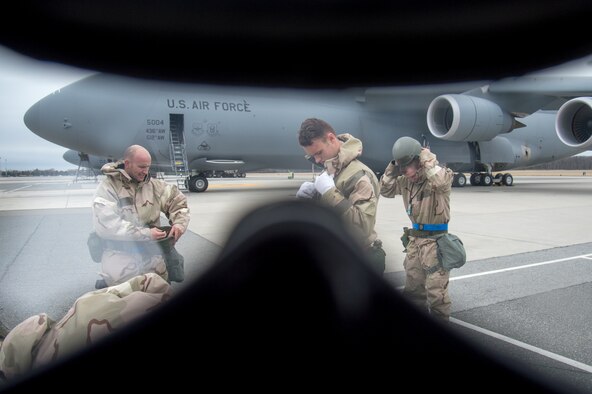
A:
169;114;188;175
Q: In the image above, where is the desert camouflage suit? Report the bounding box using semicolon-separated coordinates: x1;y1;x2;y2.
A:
92;161;190;286
318;134;385;273
379;149;454;320
0;273;171;382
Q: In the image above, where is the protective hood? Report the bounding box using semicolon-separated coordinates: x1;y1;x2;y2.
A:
325;133;363;176
100;160;148;185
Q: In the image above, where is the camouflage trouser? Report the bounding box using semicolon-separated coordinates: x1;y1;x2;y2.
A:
0;273;171;381
402;236;451;321
100;249;168;286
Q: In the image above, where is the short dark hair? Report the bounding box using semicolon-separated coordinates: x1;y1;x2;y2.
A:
298;118;335;146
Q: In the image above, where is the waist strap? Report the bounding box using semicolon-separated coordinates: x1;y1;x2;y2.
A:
412;223;448;231
409;229;447;237
410;223;448;237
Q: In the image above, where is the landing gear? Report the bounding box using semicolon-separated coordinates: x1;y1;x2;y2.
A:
496;173;514;186
187;174;209;192
452;172;514;187
464;172;513;187
470;173;493;186
452;172;467;187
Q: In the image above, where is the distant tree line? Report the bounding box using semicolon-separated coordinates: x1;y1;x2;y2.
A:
1;168;79;177
519;155;592;170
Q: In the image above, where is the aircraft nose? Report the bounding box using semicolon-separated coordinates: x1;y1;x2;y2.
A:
23;101;40;134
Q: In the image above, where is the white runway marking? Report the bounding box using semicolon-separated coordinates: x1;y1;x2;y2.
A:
395;253;592;290
451;254;592;281
6;184;32;192
447;253;592;373
451;317;592;373
394;253;592;373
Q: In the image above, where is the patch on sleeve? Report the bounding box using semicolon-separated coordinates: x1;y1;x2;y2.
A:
118;197;134;208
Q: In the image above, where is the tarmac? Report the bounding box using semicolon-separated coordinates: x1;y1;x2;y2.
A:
1;172;592;391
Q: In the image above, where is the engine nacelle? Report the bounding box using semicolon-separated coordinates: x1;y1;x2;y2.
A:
555;97;592;149
427;94;513;142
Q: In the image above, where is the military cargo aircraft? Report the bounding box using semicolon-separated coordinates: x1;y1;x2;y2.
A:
22;55;592;192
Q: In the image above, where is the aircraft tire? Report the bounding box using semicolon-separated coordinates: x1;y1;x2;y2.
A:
494;173;503;186
481;174;493;186
453;173;466;187
188;175;209;192
502;173;513;186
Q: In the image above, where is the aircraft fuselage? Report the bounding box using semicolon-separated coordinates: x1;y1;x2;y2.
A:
24;73;591;190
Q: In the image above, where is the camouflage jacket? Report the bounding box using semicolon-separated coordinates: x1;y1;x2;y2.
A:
379;149;453;227
92;161;190;241
320;133;380;247
0;273;171;381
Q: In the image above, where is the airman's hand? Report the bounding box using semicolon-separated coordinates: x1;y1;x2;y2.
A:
296;181;316;199
419;148;437;169
150;227;167;240
385;161;401;177
169;224;185;242
314;171;335;195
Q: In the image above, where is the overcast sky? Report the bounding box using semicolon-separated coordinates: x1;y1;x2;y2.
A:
0;45;96;171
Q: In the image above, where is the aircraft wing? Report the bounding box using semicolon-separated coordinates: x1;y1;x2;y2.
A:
362;80;492;112
489;54;592;97
359;56;592;152
371;54;592;148
489;76;592;99
470;54;592;114
366;54;592;115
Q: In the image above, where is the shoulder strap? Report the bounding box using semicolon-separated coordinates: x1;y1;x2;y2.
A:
341;169;366;200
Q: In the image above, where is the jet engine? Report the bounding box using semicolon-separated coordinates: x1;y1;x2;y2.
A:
555;97;592;149
426;94;513;142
